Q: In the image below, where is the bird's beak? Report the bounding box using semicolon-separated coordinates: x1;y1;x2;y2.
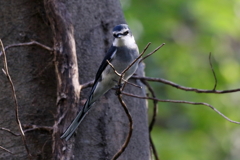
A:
114;34;122;38
117;34;122;38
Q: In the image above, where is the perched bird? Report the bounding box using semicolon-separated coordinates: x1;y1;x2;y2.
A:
61;24;139;140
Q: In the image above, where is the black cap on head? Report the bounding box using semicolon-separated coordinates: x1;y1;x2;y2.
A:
112;24;132;38
112;24;129;32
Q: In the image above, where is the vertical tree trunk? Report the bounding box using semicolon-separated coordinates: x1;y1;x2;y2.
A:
0;0;150;159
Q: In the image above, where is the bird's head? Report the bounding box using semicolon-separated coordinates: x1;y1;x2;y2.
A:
112;24;136;47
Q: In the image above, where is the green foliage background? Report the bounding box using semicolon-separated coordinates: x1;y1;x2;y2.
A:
120;0;240;159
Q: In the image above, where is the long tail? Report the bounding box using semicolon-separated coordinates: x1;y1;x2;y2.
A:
60;99;92;141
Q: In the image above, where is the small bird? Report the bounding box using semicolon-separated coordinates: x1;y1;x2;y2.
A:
61;24;139;140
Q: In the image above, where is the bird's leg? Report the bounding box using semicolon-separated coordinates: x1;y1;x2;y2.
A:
113;83;125;95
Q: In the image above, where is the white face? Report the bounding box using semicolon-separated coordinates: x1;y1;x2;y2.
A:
112;29;136;48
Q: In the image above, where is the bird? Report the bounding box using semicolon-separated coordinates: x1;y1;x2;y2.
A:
61;24;139;140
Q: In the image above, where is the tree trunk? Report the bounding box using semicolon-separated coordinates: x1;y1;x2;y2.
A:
0;0;150;160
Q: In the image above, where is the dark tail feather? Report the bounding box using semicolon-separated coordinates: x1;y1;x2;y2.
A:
60;100;91;141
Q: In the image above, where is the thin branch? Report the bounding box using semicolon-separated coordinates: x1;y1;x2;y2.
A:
107;60;121;76
0;39;32;159
81;80;94;89
0;41;53;56
139;43;165;63
121;91;240;125
0;127;20;136
112;93;133;160
141;80;159;160
209;52;217;90
80;73;240;95
132;76;240;94
41;138;52;155
23;125;53;133
150;136;159;160
0;146;13;154
142;80;158;132
124;80;142;89
122;42;151;74
106;60;142;89
81;79;142;91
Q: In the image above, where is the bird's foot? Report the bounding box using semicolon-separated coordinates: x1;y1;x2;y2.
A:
114;84;123;95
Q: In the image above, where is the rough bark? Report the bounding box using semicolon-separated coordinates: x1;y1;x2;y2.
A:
0;0;150;159
0;0;55;159
44;1;81;159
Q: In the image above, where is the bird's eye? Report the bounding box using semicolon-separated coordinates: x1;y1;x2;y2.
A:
123;31;129;35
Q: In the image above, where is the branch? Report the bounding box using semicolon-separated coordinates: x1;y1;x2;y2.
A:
139;43;165;63
0;127;20;136
107;60;122;76
132;76;240;94
0;41;53;56
81;80;94;89
0;39;32;159
142;80;158;132
122;91;240;125
150;136;159;160
112;92;133;160
121;42;151;74
209;52;217;90
23;125;53;133
141;80;159;160
0;146;13;154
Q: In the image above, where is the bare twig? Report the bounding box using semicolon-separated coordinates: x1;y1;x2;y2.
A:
0;41;53;56
150;136;159;160
140;80;159;160
80;73;240;95
106;60;121;76
132;76;240;94
122;42;151;74
112;92;133;160
23;124;53;133
122;91;240;125
139;43;165;63
0;127;20;136
106;60;142;89
142;80;158;132
0;39;32;159
209;52;217;90
41;138;52;155
0;146;13;154
81;80;94;89
123;80;142;89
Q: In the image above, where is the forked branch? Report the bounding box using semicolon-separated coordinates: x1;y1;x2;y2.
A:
0;39;32;159
0;146;12;154
122;91;240;125
0;41;53;57
132;76;240;94
111;43;165;160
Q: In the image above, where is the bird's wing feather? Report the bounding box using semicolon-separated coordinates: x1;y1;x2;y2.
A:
86;45;117;106
92;45;117;86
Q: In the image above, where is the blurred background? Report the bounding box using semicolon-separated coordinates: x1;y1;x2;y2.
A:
120;0;240;159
